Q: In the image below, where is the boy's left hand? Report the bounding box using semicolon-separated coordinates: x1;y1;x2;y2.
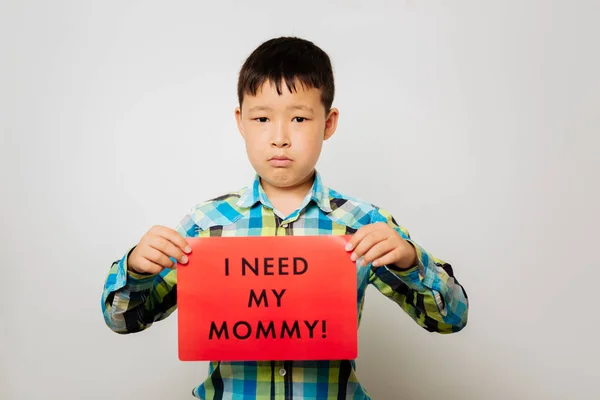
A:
345;222;418;270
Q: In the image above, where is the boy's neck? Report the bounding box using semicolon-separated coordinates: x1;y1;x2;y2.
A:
261;171;316;217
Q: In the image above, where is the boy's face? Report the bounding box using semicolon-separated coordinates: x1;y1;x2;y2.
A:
235;79;339;190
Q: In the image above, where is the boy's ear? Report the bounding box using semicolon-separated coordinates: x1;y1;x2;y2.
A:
235;107;245;138
323;108;339;141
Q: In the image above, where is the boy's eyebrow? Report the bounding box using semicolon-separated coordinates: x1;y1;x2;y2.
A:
247;105;314;113
248;106;272;112
287;105;314;112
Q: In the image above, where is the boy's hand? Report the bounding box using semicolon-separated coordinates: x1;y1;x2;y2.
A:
345;223;418;270
128;226;191;275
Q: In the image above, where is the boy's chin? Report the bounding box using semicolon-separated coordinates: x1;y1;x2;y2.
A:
258;168;315;189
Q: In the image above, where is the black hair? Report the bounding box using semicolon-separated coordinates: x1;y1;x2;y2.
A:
237;37;335;113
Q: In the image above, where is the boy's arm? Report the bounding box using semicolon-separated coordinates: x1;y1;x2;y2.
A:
367;208;469;334
101;215;198;334
101;249;178;333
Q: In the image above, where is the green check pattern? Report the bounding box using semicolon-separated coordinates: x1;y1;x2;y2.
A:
101;171;469;399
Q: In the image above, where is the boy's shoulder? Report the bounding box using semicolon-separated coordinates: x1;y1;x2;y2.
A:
326;187;397;228
327;187;375;209
176;189;246;237
184;188;247;222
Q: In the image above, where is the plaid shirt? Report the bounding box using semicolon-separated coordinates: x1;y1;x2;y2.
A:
102;171;469;399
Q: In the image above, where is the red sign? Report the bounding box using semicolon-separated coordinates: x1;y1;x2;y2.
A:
177;235;358;362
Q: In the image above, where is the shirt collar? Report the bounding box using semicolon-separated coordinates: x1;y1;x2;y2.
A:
237;170;332;213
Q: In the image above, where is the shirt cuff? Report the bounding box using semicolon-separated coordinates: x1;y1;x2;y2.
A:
388;239;449;314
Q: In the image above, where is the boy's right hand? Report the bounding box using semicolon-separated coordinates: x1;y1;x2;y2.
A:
128;226;192;275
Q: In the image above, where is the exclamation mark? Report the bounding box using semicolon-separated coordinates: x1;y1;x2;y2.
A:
321;320;327;338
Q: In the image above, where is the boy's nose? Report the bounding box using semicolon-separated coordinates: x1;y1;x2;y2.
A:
271;126;291;147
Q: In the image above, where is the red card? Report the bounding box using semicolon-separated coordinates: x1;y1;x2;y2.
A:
177;235;358;362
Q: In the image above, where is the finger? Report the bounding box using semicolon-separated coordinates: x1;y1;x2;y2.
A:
345;223;382;252
137;257;166;275
148;235;188;265
346;225;373;251
371;248;402;268
362;238;396;266
145;246;177;269
351;230;388;262
153;226;191;254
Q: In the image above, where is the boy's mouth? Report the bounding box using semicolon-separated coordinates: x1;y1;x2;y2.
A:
268;156;292;167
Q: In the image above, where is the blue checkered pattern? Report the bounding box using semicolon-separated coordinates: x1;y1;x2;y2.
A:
101;171;469;399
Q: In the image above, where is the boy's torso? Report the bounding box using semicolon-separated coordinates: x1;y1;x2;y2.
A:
181;172;377;399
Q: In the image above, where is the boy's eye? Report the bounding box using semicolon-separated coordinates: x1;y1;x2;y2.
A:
293;117;306;123
254;117;268;123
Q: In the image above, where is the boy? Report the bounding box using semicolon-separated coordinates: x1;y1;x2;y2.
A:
101;36;469;399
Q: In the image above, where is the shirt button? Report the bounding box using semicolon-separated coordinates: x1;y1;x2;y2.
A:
281;223;288;228
279;368;286;376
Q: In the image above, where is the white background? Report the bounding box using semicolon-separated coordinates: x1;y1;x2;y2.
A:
2;1;599;399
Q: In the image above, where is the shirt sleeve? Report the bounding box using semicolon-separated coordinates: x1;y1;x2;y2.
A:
101;212;199;334
367;208;469;333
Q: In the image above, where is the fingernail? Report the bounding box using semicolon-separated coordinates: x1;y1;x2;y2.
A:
372;260;379;267
345;243;353;251
185;246;191;254
350;252;357;261
357;258;363;267
181;255;188;264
